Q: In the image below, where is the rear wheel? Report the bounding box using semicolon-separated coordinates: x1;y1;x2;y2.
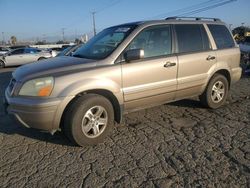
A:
0;60;5;68
63;94;114;146
199;73;229;109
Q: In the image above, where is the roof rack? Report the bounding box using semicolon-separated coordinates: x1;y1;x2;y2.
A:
165;17;221;22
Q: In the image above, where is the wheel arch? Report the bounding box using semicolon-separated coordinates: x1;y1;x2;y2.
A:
38;57;46;61
59;89;123;130
213;69;231;87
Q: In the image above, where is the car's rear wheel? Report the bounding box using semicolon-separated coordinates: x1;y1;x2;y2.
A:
63;94;114;146
0;60;5;68
199;73;229;109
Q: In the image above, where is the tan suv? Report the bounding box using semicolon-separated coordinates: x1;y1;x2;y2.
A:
4;17;242;146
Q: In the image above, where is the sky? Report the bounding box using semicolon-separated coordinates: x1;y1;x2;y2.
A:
0;0;250;42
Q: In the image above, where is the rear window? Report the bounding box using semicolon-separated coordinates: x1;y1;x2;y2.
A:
175;24;211;53
208;24;235;49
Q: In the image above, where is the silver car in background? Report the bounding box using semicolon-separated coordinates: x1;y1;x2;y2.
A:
0;47;52;68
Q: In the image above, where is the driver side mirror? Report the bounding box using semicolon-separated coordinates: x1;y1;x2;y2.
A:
124;49;144;62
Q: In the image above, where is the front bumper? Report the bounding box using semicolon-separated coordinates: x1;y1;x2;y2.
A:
4;89;67;132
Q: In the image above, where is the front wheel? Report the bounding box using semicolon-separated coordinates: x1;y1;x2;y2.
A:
199;74;229;109
63;94;114;146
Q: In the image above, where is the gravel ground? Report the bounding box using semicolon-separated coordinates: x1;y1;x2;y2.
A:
0;68;249;187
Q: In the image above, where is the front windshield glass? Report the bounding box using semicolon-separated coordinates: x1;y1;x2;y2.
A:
73;25;137;60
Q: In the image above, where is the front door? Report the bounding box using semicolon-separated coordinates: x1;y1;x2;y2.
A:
120;25;178;111
5;48;25;66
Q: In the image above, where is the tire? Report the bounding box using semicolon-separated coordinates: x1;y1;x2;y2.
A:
0;60;5;68
38;57;46;61
63;94;114;146
199;73;229;109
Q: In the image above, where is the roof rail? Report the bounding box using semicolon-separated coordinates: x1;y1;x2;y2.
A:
165;17;221;22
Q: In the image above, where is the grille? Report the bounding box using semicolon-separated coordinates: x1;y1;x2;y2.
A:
8;78;16;95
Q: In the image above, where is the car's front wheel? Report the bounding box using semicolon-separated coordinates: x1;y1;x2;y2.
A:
63;94;114;146
199;73;229;109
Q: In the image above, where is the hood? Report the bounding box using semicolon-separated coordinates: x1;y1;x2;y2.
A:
13;56;98;81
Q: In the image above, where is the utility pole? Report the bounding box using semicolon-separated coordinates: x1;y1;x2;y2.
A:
2;32;5;45
91;12;96;36
62;28;66;42
42;34;46;43
75;29;77;39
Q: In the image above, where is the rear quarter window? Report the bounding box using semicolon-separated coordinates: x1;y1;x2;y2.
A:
208;24;235;49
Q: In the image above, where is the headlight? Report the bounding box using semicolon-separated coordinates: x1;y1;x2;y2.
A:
19;77;54;97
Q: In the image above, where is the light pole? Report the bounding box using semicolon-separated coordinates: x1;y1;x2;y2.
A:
91;12;96;36
62;28;66;42
2;32;5;45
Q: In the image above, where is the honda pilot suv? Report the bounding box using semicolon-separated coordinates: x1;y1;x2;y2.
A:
4;17;242;146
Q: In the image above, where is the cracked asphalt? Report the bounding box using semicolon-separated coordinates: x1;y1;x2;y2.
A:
0;68;249;187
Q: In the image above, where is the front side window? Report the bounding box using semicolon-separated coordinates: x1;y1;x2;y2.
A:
208;24;235;49
10;49;24;55
73;25;137;60
175;24;211;53
126;25;172;58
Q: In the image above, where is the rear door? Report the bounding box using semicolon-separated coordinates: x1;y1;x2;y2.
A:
207;24;240;75
121;25;178;110
22;48;40;64
174;24;216;99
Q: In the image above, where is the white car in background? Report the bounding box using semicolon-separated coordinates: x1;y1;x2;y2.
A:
0;47;52;68
0;46;11;55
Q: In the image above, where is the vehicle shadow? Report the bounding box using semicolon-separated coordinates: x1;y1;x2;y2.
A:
167;98;205;108
0;114;75;147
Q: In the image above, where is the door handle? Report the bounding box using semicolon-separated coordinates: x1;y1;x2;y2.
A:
206;55;216;61
164;62;176;68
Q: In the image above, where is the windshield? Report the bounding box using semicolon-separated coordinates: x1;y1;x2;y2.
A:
73;25;137;60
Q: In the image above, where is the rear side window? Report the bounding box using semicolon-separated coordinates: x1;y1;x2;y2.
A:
175;24;211;53
208;24;235;49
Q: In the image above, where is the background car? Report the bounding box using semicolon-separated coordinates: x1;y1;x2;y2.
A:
56;44;83;57
239;36;250;74
0;47;52;68
9;45;29;50
50;47;63;57
0;46;11;55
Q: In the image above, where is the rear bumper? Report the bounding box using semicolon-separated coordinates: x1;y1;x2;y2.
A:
4;90;71;132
